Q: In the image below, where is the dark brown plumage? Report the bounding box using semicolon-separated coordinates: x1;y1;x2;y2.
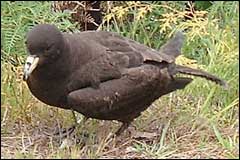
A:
23;24;227;135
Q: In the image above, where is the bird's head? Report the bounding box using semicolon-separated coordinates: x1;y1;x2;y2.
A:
23;24;64;81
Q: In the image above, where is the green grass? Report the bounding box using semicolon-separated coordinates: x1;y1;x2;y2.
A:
1;1;239;159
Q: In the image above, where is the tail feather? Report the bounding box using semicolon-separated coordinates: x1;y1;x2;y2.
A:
159;31;185;58
176;65;228;89
164;77;193;94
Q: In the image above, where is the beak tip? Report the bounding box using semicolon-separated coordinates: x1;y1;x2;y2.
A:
23;55;39;81
23;74;28;81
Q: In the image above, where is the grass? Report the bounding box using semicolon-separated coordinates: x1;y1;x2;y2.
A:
1;1;239;159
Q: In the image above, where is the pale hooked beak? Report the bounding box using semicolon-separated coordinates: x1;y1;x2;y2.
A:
23;55;39;81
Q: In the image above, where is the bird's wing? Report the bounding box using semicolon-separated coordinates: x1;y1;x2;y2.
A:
95;31;184;63
67;64;192;121
67;31;184;91
67;64;168;121
159;32;184;58
78;31;184;66
67;52;130;91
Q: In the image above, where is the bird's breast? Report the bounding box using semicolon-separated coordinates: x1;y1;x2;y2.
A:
27;75;68;108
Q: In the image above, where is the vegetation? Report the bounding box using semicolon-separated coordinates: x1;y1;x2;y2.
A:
1;1;239;159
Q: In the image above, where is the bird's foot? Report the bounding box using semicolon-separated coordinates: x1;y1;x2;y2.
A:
54;112;89;148
53;124;76;138
115;122;131;136
53;110;86;138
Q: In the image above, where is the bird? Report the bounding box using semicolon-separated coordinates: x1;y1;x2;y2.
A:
23;24;227;136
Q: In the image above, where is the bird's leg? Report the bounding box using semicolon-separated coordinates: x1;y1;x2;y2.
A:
58;112;89;149
68;110;88;134
54;110;88;137
106;122;131;142
115;122;131;136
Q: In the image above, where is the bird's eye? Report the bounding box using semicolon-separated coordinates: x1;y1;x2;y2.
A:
46;44;53;51
46;46;51;51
